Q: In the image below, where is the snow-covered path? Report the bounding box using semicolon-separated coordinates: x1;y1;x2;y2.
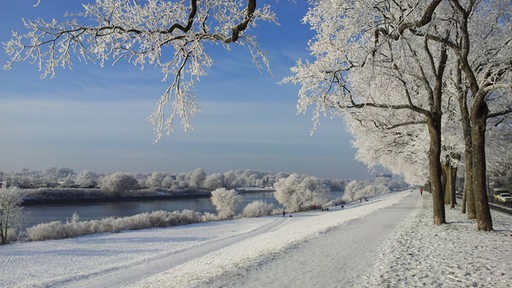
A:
194;192;421;287
0;191;417;288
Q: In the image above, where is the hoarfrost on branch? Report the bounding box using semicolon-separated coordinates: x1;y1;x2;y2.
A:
4;0;277;142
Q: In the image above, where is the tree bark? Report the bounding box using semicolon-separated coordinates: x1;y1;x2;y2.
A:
471;101;493;231
462;121;476;218
451;0;493;231
461;184;467;213
443;162;450;204
427;117;445;224
455;60;476;218
449;165;457;208
443;162;457;208
425;34;448;225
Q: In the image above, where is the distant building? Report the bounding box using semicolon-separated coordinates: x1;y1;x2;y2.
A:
376;173;392;178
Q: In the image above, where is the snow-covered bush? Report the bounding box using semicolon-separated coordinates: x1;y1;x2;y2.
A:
76;170;99;188
146;172;165;188
204;173;225;190
273;173;329;212
101;172;139;197
189;168;207;188
342;180;370;202
242;200;275;218
210;188;240;219
161;175;176;188
342;180;390;202
26;210;218;241
0;187;24;244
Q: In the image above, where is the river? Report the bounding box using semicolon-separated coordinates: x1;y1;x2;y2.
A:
21;191;343;230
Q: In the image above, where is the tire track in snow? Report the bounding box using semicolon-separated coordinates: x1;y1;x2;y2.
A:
47;217;290;288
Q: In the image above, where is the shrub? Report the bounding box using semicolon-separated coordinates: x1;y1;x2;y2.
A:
342;180;390;202
274;174;329;212
25;209;216;241
210;188;240;219
76;170;99;188
101;172;138;197
0;187;24;244
242;200;274;218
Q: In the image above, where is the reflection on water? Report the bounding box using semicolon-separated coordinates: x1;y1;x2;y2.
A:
22;191;342;229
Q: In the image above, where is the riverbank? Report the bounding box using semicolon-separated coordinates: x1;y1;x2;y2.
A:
21;187;212;206
3;191;510;287
0;191;413;287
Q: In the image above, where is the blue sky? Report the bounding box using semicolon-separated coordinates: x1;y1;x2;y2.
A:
0;0;373;180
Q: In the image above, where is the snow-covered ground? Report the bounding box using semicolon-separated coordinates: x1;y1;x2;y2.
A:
361;193;512;288
1;190;511;287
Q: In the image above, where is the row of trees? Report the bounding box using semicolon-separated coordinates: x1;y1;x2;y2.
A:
5;1;510;230
0;168;269;189
2;172;404;244
0;167;347;196
211;174;406;219
209;173;331;220
284;0;511;231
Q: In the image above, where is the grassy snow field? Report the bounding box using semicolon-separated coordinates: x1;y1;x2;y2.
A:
361;194;512;287
1;190;510;287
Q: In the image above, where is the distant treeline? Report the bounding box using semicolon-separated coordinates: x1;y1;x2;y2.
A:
0;167;347;194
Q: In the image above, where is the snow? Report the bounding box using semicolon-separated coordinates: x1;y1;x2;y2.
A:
361;194;512;287
1;190;511;288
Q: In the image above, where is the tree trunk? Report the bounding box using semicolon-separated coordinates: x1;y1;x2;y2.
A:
461;185;467;213
443;163;457;208
456;62;476;218
449;165;457;209
471;102;493;231
443;162;450;204
464;147;476;218
427;117;445;225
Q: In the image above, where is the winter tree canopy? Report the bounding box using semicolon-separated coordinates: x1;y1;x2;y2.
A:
210;188;240;219
284;0;511;230
273;173;328;212
5;0;511;230
0;187;23;244
100;172;139;197
4;0;277;141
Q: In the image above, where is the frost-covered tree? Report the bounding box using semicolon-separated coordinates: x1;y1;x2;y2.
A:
204;173;224;190
176;173;190;189
343;180;391;202
161;174;176;188
345;110;430;186
0;187;24;244
101;172;139;197
210;188;240;219
4;0;276;141
223;170;241;189
146;172;166;188
76;170;99;188
286;0;453;224
449;1;511;230
342;180;370;202
238;169;262;187
285;0;511;230
273;173;328;212
189;168;206;189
